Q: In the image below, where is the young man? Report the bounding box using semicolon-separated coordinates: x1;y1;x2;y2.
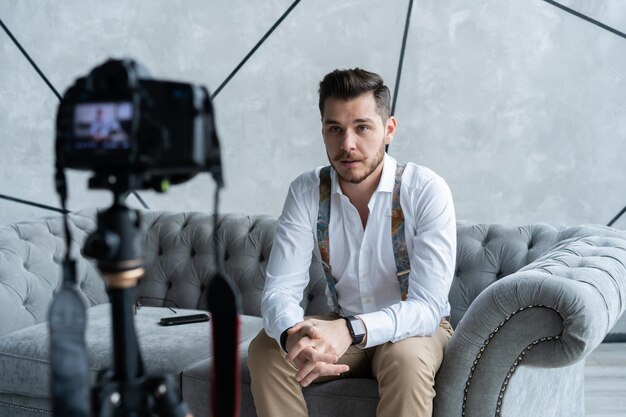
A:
248;68;456;417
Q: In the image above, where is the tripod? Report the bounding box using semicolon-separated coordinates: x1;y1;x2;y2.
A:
84;193;192;417
50;178;240;417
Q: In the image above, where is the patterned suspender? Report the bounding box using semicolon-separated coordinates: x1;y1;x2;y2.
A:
316;164;410;313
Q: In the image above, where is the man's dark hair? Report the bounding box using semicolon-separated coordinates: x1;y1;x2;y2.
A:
318;68;391;121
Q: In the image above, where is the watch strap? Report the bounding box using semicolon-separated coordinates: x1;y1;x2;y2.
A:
342;316;365;346
280;327;292;352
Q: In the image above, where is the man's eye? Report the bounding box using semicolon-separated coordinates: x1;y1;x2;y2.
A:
357;125;369;132
329;126;341;133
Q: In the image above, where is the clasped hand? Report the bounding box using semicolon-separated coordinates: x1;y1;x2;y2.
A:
284;318;352;387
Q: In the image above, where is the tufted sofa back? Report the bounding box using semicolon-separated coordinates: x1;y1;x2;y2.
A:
0;210;328;337
449;223;616;326
0;210;618;337
136;211;328;316
0;211;107;336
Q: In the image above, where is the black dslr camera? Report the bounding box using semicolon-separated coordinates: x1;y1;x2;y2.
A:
55;58;222;192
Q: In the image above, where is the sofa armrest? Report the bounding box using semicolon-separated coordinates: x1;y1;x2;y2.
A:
434;234;626;417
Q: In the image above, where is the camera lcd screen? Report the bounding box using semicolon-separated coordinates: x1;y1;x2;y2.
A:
73;102;133;150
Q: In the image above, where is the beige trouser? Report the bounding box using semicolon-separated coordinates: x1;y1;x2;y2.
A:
248;316;453;417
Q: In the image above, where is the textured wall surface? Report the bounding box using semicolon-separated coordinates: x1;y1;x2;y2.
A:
1;0;625;228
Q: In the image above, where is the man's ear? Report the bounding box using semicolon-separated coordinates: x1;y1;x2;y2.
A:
385;116;397;145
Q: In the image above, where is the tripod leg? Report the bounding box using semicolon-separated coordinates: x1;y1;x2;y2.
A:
148;375;192;417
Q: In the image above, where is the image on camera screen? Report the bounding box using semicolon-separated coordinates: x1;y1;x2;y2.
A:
73;102;132;149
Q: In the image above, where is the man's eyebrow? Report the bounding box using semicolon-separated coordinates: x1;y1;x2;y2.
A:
324;117;375;125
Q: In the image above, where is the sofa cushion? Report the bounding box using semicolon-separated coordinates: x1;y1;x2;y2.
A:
182;341;379;417
0;303;262;404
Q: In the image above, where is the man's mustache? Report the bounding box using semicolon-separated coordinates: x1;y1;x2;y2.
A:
332;152;363;162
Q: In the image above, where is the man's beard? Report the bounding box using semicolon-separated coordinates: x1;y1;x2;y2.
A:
328;140;385;184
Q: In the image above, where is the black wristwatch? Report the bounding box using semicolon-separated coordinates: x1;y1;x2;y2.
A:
342;316;366;346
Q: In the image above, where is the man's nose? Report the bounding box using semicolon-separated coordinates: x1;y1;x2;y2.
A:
339;129;357;151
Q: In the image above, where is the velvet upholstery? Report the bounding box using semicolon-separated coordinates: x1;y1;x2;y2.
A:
0;210;624;417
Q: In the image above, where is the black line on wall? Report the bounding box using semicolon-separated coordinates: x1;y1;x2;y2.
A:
0;17;149;212
541;1;626;226
542;0;626;40
391;0;414;118
387;0;414;154
0;18;62;100
0;193;69;214
210;0;301;100
608;206;626;227
130;191;149;210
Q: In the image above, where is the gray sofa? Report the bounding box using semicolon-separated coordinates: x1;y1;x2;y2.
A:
0;210;625;417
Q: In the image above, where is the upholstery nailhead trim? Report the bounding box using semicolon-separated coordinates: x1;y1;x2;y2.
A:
461;304;562;417
0;400;52;414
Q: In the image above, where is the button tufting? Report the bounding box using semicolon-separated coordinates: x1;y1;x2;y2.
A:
190;248;196;257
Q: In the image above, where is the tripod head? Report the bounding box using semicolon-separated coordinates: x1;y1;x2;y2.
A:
84;191;144;289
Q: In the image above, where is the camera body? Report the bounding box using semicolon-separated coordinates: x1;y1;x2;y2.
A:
55;58;222;192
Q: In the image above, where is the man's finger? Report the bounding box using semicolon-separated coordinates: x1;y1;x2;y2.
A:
288;322;304;334
285;337;315;362
299;371;319;388
294;346;338;366
307;348;338;363
301;324;322;339
299;363;350;387
295;359;317;382
289;321;321;339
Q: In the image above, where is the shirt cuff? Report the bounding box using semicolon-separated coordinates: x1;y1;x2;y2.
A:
356;310;394;348
265;313;303;347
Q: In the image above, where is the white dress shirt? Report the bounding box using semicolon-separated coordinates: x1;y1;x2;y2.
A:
262;154;456;348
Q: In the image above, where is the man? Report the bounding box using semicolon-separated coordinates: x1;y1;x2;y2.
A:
89;108;121;142
248;68;456;417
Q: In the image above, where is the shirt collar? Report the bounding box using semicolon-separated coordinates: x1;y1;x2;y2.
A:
330;153;397;195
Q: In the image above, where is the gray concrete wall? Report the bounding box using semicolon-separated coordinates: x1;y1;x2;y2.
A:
1;0;625;228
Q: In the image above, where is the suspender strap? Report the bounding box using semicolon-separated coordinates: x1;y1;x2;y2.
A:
392;164;410;300
316;166;340;311
316;164;410;313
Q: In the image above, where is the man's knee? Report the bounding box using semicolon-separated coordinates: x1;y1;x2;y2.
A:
374;339;443;386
